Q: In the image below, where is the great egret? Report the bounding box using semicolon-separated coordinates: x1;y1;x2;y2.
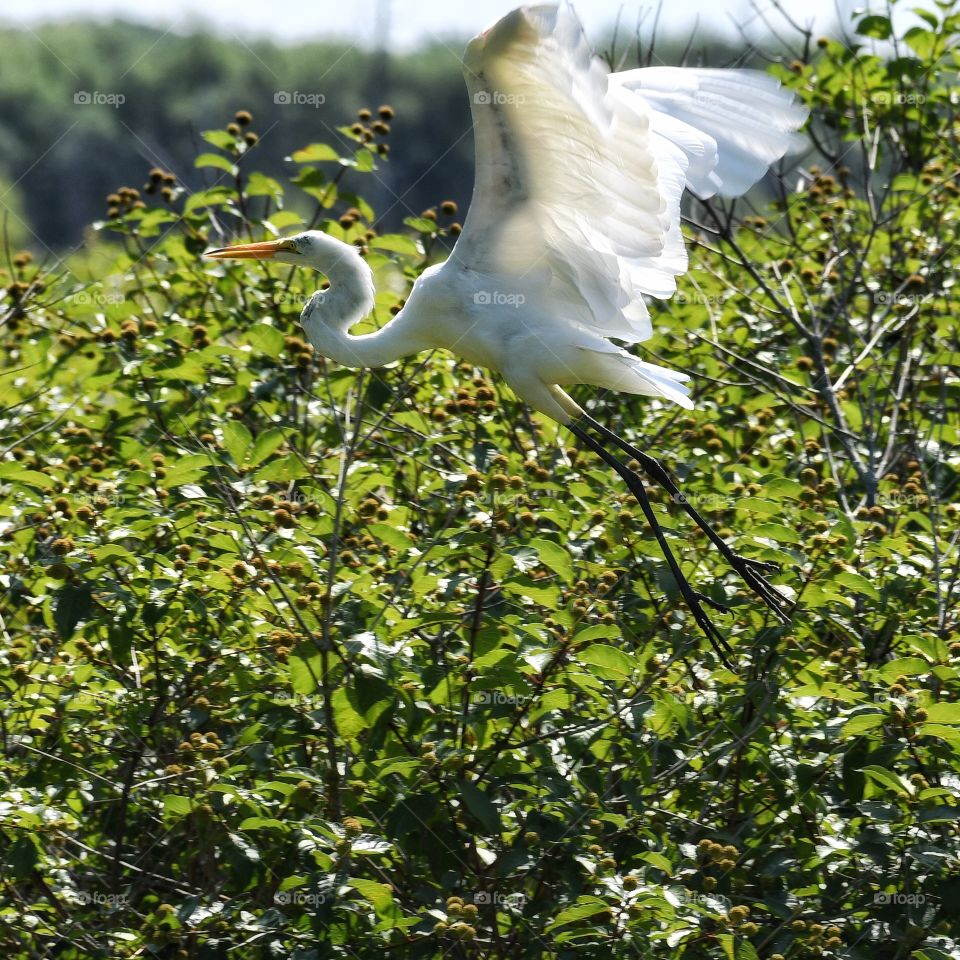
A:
206;3;806;664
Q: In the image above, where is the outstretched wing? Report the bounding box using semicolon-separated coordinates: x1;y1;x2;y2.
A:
613;66;809;200
452;3;806;343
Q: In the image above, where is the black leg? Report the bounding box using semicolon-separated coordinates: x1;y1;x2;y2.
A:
576;413;793;623
567;421;735;668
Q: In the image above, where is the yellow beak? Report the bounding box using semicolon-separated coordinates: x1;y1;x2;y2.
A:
204;239;291;260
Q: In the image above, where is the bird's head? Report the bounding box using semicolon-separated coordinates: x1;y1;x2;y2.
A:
204;230;359;269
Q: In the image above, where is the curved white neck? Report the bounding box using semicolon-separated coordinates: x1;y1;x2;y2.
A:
299;247;415;369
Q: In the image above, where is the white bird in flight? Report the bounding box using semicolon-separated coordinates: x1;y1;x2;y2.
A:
206;3;807;664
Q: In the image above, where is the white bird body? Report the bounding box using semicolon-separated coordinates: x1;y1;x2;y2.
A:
212;3;805;422
206;2;806;663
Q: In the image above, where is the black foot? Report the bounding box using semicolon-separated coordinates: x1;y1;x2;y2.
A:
744;557;779;573
580;412;794;627
694;592;732;615
683;589;733;663
728;554;792;623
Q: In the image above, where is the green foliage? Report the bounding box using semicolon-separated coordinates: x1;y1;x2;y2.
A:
0;20;473;249
0;15;819;252
1;4;960;957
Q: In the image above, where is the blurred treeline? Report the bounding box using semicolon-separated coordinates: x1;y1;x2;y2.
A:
0;19;802;253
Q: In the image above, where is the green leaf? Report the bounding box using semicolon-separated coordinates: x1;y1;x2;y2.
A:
904;25;937;58
349;877;393;912
637;851;673;874
245;172;283;198
163;454;210;486
6;834;39;880
751;522;803;545
367;523;413;551
202;129;238;150
338;192;374;222
735;940;761;960
912;8;939;29
738;496;784;516
404;216;438;234
289;143;340;163
547;897;611;931
291;167;334;204
154;354;208;384
185;186;234;213
529;538;574;582
858;14;892;38
288;649;322;694
502;576;559;605
54;583;93;639
923;702;960;724
89;545;137;564
876;656;931;681
833;570;880;601
371;235;421;257
238;817;289;831
195;152;237;174
332;687;366;739
573;624;622;644
254;454;309;483
459;779;500;833
246;323;285;357
352;148;376;172
0;463;55;489
764;477;805;498
577;644;636;679
862;765;911;797
222;420;253;464
266;211;304;230
917;723;960;745
163;795;195;817
248;428;285;466
842;713;884;736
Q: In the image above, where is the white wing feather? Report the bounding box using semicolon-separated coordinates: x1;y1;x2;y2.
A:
452;3;807;345
615;66;810;199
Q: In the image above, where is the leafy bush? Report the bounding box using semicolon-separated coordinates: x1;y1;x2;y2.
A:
1;6;959;958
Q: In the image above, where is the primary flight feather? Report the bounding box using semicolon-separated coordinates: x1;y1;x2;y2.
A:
206;2;807;664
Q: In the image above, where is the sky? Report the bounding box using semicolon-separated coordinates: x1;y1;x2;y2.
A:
1;0;844;49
